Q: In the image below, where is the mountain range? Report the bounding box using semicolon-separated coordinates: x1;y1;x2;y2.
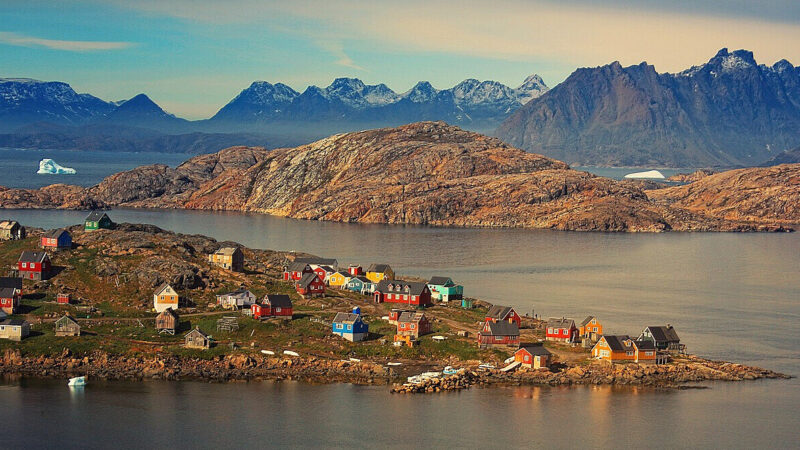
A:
496;49;800;167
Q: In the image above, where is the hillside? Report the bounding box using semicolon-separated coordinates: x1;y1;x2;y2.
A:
496;49;800;167
0;122;797;232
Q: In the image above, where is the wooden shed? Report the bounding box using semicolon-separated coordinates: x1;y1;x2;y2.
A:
156;308;179;335
54;315;80;337
185;327;210;349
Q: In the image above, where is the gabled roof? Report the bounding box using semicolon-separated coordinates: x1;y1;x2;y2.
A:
635;339;656;350
334;270;351;277
0;287;17;298
185;328;209;339
287;262;312;272
487;305;515;320
295;257;338;267
0;277;22;291
518;343;551;356
0;319;27;326
296;272;321;288
580;316;596;327
0;220;20;230
333;312;362;324
376;280;429;296
367;264;391;273
428;276;453;286
319;265;336;273
218;289;253;299
56;315;79;326
43;229;69;239
546;318;576;329
18;251;48;263
154;283;175;296
214;246;241;256
157;308;179;319
481;320;519;336
397;311;426;323
601;335;635;352
263;294;292;308
349;276;371;284
644;325;680;343
85;210;110;221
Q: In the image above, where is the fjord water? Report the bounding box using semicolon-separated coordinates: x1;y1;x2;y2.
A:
2;208;799;448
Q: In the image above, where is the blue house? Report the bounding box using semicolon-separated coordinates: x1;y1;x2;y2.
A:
41;229;72;250
332;309;369;342
345;276;375;295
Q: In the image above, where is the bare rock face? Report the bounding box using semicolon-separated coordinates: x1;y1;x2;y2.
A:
0;122;797;232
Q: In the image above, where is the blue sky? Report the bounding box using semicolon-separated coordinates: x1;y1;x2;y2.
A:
2;0;799;119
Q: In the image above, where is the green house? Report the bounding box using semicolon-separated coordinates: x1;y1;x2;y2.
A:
427;276;464;303
84;211;113;231
461;298;474;309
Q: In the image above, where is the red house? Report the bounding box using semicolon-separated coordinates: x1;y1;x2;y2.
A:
0;287;20;314
373;280;432;307
57;293;71;304
477;320;520;348
41;229;72;251
295;272;325;298
348;264;363;276
387;308;412;324
251;294;293;320
283;262;313;281
313;266;335;284
485;305;521;327
396;311;432;339
546;318;578;343
18;251;51;280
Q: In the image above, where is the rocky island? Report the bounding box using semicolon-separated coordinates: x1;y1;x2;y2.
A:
1;122;799;232
0;224;789;391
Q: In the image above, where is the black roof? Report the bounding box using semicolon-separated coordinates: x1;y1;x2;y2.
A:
287;262;311;272
85;211;110;221
264;294;292;308
644;326;681;343
601;335;635;352
518;343;552;356
157;308;179;319
0;277;22;291
428;276;453;286
43;229;70;239
580;316;595;327
481;320;519;336
18;251;48;263
0;287;17;298
635;339;656;350
368;264;391;273
296;272;321;288
0;319;27;326
487;305;514;320
376;280;429;296
546;318;576;329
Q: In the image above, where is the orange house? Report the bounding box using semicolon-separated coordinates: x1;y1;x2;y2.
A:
515;343;552;369
153;283;179;313
580;316;603;341
592;335;656;363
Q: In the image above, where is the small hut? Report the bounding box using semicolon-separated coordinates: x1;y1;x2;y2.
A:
156;308;179;335
54;315;80;337
184;327;210;349
57;293;71;305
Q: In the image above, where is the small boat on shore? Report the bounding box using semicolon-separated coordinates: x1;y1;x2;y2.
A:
420;371;442;379
443;366;459;375
386;362;402;366
407;375;423;384
261;350;275;355
68;376;86;387
349;357;361;362
283;350;299;357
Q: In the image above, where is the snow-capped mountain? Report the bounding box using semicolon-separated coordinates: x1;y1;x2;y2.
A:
0;78;113;131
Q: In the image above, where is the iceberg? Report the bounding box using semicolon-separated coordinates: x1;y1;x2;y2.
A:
37;158;76;175
624;169;665;179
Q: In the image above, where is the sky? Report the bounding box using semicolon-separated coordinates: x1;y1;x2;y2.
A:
1;0;799;119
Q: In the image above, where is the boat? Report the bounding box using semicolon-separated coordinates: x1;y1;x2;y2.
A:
349;357;361;362
261;350;275;356
283;350;299;357
420;371;442;379
407;375;423;384
386;362;402;366
443;366;459;375
478;363;496;370
504;356;515;364
68;376;86;387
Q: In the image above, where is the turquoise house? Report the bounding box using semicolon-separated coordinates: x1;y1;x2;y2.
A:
345;276;376;295
427;276;464;303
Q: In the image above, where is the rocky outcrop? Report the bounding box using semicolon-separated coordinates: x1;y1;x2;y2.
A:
0;122;798;232
666;169;716;183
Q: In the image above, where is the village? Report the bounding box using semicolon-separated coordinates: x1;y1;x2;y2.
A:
0;216;786;391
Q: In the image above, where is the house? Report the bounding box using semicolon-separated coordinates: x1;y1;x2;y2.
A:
0;220;25;240
41;229;72;250
295;272;325;298
373;280;432;307
427;276;464;303
0;319;30;341
156;308;179;335
208;247;244;272
461;298;474;309
153;283;179;313
592;335;657;363
388;308;411;325
184;327;211;349
365;264;394;283
638;325;683;352
579;316;603;342
345;276;375;295
486;305;521;327
252;294;293;320
515;343;552;369
283;262;314;281
0;287;20;314
17;251;51;280
294;257;339;268
396;311;432;339
347;264;363;276
57;293;71;304
545;318;578;343
332;310;369;342
477;320;520;348
313;265;336;283
327;270;352;289
54;314;80;337
216;289;256;310
84;211;113;231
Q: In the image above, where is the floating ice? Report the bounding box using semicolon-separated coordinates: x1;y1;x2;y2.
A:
37;158;76;175
624;170;665;179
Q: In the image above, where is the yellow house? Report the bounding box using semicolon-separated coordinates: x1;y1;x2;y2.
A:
366;264;394;283
327;271;352;289
154;283;179;313
208;247;244;272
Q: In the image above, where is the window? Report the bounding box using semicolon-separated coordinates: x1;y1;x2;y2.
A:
336;324;343;329
275;307;281;313
411;324;416;329
21;262;26;268
645;351;653;356
626;351;634;356
524;355;530;362
547;328;553;334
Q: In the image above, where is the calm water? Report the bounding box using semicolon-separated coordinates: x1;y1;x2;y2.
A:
0;148;188;189
2;208;799;448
